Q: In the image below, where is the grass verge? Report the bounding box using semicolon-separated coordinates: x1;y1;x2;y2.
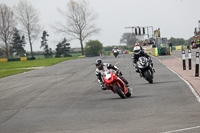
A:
0;57;79;78
0;69;34;79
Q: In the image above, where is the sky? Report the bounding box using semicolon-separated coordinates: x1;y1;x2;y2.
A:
1;0;200;51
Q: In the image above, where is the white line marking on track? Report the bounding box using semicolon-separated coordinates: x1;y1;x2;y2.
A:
160;125;200;133
115;61;120;65
155;57;200;103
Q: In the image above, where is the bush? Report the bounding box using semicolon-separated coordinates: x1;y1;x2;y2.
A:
85;40;103;56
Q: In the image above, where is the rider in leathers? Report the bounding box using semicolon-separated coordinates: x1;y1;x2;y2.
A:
95;59;129;90
132;44;153;72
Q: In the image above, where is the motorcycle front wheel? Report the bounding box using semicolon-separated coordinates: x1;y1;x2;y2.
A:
125;88;131;97
113;84;126;99
144;69;153;84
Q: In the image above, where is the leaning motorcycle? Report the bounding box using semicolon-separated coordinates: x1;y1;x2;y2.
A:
102;70;131;99
113;50;119;58
136;56;154;84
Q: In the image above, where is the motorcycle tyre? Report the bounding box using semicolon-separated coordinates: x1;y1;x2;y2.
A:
144;69;153;84
113;84;126;99
125;88;131;97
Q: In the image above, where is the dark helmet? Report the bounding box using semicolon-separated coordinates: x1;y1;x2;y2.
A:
95;59;103;70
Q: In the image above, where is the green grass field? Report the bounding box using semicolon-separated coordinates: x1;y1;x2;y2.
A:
30;52;82;60
0;69;34;79
0;57;79;79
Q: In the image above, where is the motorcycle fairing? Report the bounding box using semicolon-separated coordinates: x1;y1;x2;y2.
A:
103;70;128;94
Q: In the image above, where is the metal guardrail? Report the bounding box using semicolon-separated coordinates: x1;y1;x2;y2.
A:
0;57;28;63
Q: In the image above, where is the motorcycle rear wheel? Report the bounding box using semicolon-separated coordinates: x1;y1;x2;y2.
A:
113;84;126;99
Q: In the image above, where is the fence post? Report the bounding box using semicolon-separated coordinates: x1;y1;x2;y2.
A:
188;49;192;70
182;50;186;70
195;52;199;77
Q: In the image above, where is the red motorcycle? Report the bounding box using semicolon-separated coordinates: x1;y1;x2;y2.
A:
103;70;131;98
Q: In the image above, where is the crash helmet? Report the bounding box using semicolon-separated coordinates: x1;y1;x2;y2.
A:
135;43;140;46
95;59;103;70
133;46;141;55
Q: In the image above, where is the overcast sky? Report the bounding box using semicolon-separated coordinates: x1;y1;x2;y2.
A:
1;0;200;51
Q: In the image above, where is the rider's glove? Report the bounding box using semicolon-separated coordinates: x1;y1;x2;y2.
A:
116;70;122;76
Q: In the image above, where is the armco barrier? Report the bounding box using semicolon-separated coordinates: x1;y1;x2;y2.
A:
8;58;20;62
20;57;27;61
174;45;191;50
0;58;8;62
150;48;159;56
175;46;182;50
0;57;29;63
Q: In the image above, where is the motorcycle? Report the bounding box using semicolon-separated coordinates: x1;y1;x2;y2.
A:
136;56;154;84
113;50;119;58
102;70;131;99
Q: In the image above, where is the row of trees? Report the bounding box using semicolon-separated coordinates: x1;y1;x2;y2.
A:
0;0;99;58
169;37;193;46
0;1;41;58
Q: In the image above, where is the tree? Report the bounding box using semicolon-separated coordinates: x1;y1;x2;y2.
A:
55;38;71;58
14;0;41;58
0;4;16;58
10;28;26;57
41;31;52;58
85;40;103;56
0;48;4;57
169;37;186;46
120;33;138;47
183;36;193;46
56;0;100;55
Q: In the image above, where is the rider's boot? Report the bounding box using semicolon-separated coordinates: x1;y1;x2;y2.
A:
120;76;129;87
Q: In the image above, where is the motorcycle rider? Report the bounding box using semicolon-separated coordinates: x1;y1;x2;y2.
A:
95;59;129;90
112;47;119;54
132;43;154;73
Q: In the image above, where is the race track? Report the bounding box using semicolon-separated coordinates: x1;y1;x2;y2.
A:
0;54;200;133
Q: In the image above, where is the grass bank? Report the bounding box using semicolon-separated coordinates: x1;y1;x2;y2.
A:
0;57;79;79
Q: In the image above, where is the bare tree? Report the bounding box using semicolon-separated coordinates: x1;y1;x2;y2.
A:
56;0;100;55
14;0;41;58
0;4;16;58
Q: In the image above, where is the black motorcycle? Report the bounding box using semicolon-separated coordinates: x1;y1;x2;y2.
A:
136;56;154;83
113;50;119;58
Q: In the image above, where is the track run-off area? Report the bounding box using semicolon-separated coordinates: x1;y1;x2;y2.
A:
0;53;200;133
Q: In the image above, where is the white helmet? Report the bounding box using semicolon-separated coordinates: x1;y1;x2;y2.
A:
133;46;141;54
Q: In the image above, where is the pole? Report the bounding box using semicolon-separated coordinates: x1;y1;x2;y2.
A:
195;52;199;77
182;50;186;70
188;49;192;70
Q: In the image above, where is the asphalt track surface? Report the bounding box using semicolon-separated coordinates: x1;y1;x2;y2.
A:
0;54;200;133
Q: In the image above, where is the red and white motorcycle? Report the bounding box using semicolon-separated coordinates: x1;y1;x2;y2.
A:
102;70;131;98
